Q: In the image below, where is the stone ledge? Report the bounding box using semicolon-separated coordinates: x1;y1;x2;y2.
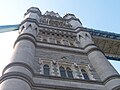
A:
2;62;34;75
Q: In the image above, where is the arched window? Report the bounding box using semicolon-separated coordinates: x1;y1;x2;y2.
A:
66;67;73;78
43;64;50;76
59;66;66;78
81;69;89;80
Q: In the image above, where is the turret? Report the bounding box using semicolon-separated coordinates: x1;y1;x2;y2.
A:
24;7;41;21
77;30;120;90
63;13;82;29
0;7;40;90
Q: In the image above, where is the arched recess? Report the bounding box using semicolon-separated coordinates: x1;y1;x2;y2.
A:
81;69;89;80
43;64;50;76
66;67;73;78
59;66;66;78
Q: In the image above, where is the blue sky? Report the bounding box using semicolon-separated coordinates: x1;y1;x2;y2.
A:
0;0;120;74
0;0;120;33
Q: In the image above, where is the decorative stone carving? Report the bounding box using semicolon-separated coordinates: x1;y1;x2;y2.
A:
44;11;61;18
52;61;59;76
39;15;71;28
39;16;49;24
74;64;82;79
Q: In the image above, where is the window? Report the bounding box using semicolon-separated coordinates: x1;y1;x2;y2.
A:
81;69;89;80
43;64;50;76
66;67;73;78
59;66;66;78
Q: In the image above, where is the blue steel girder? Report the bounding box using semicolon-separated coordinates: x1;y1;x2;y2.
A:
85;28;120;61
0;25;19;33
86;28;120;40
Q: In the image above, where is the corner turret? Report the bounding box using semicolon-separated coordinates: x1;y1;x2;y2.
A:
63;13;82;29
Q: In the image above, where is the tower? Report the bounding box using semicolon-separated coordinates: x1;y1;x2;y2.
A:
0;7;120;90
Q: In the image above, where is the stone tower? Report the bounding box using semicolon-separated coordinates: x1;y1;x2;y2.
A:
0;7;120;90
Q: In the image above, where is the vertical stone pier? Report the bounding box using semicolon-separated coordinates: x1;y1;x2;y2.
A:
0;7;40;90
77;30;120;90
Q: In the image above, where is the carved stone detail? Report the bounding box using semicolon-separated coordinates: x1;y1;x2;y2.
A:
51;61;59;76
39;15;72;28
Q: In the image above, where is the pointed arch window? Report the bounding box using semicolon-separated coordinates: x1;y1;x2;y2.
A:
81;69;89;80
66;67;73;78
59;66;66;78
43;64;50;76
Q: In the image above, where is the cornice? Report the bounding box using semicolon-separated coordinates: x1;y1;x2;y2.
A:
20;18;40;27
36;42;86;55
86;47;105;56
63;13;75;18
0;72;103;90
0;72;33;88
112;85;120;90
36;41;104;56
103;75;120;84
33;73;103;85
14;33;37;48
2;62;34;75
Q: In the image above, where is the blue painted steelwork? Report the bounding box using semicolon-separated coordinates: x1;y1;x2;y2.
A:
106;56;120;61
86;28;120;40
0;24;19;33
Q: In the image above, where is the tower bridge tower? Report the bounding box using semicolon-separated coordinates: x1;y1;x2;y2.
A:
0;7;120;90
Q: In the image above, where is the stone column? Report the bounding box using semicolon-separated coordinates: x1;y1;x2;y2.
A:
77;31;120;90
0;24;36;90
0;7;40;90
